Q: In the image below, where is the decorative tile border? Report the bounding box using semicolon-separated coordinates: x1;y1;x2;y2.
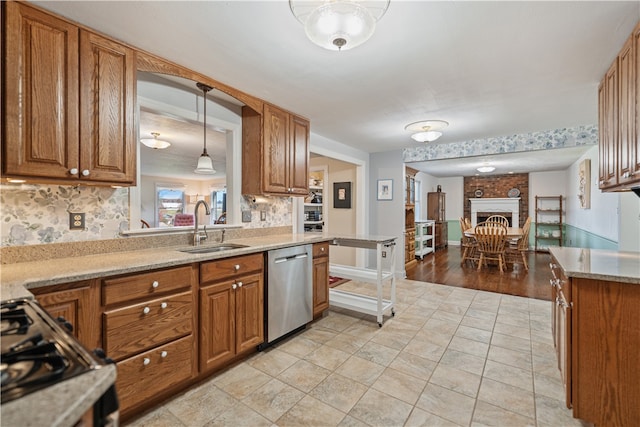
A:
402;125;597;162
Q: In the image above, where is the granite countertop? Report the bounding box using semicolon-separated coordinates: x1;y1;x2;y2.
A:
2;364;117;427
1;233;333;301
0;233;333;426
549;247;640;284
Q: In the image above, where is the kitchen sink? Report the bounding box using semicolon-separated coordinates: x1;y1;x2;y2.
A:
179;243;249;254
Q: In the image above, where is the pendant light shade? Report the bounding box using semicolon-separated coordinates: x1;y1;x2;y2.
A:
194;82;216;175
405;120;449;143
290;0;390;51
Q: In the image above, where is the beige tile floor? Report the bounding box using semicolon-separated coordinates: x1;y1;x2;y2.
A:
127;279;591;427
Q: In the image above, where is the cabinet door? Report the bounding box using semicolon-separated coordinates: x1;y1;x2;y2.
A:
599;61;618;189
289;115;310;195
79;30;136;184
3;2;79;179
313;256;329;316
633;25;640;179
262;104;289;194
32;281;99;350
235;273;264;353
199;281;235;372
618;36;636;186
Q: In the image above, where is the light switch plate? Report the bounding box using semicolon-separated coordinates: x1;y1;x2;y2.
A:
241;210;251;222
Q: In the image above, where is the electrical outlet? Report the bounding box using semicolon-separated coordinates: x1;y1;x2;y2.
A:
241;210;251;222
260;210;266;221
69;212;85;230
382;251;387;258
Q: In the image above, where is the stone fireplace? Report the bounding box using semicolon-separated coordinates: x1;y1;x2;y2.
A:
470;198;520;227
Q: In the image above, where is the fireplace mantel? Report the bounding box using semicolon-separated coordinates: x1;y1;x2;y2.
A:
470;198;520;226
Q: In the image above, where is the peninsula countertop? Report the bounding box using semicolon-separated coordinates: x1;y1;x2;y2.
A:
549;247;640;284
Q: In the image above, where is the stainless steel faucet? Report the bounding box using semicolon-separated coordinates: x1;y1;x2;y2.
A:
193;200;211;246
221;229;226;243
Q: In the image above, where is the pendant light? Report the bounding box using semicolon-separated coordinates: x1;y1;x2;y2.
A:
404;120;449;143
194;82;216;174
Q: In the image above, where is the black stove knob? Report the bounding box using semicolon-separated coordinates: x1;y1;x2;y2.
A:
56;316;73;333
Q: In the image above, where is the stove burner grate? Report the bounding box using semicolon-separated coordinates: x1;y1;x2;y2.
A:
0;307;33;335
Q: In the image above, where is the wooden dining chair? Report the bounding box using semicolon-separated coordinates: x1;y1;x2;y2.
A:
486;215;510;228
474;222;508;273
507;217;531;270
459;217;478;266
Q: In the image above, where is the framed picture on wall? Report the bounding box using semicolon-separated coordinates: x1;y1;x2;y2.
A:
377;179;393;201
333;182;352;208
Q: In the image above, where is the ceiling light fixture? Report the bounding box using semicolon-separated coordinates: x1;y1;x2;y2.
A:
404;120;449;143
194;82;216;175
289;0;390;51
477;166;496;173
140;132;171;149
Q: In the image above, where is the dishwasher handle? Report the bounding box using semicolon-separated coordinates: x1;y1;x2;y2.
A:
274;253;309;264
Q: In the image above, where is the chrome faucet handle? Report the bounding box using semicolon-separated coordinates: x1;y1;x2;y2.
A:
203;225;209;242
221;229;226;243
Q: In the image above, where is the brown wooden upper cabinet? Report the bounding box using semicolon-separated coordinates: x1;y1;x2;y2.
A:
598;21;640;192
2;2;136;185
242;103;310;196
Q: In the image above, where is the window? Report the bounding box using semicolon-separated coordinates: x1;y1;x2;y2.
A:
155;185;185;227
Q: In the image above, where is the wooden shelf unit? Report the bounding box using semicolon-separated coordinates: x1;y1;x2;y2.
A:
535;195;563;252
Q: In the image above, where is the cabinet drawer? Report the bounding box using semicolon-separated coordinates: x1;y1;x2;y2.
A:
116;335;194;414
313;242;329;258
104;291;192;360
102;265;194;306
200;253;263;284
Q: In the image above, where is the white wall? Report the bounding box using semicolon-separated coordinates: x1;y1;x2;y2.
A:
439;177;464;222
529;170;568;220
564;146;619;242
370;150;405;274
416;171;438;221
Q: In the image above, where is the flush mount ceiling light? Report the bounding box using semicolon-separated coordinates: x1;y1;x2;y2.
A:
404;120;449;143
290;0;390;51
140;132;171;149
477;165;496;173
194;82;216;175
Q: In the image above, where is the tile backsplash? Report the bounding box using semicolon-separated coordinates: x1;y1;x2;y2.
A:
0;184;292;247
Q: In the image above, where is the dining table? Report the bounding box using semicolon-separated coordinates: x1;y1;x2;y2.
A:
464;227;524;239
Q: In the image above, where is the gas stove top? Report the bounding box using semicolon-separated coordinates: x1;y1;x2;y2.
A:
1;299;100;403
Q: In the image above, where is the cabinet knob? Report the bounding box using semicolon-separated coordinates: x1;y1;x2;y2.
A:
237;281;243;288
549;278;559;288
143;306;150;315
232;284;237;290
81;169;90;176
321;247;325;252
160;351;168;358
160;302;168;309
623;171;630;179
234;264;240;271
143;357;150;366
69;168;79;175
152;281;159;288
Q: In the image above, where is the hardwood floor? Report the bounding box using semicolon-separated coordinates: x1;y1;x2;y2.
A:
406;245;552;301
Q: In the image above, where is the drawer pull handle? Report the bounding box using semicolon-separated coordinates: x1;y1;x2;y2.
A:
234;264;240;271
232;284;237;290
143;306;150;315
160;351;168;358
81;169;90;177
321;247;325;252
237;281;243;288
143;358;150;366
152;281;159;288
160;302;168;309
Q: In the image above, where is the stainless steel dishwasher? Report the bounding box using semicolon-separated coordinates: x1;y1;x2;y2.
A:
264;244;313;346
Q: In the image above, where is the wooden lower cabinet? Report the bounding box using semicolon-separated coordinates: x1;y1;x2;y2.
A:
116;335;194;410
434;221;448;249
550;256;640;426
199;254;264;373
312;242;329;317
101;265;198;416
32;280;100;350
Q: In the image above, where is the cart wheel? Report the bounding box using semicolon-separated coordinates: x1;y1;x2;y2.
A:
378;322;382;328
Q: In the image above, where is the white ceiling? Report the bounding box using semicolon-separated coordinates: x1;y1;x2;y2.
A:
33;1;639;176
